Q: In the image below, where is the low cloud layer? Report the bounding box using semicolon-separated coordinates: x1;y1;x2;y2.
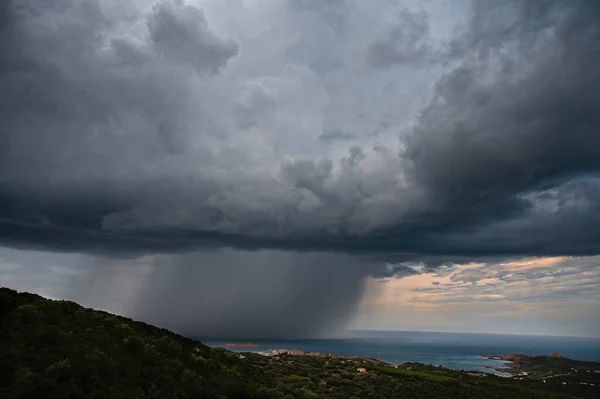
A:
356;256;600;336
1;0;599;261
3;247;599;337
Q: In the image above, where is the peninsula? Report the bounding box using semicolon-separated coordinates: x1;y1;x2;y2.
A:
481;352;600;386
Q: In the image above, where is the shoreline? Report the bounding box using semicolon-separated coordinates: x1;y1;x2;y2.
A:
481;353;526;376
211;342;597;379
261;348;387;364
222;346;515;377
480;353;576;378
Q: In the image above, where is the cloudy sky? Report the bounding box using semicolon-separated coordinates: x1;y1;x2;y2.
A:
1;0;599;338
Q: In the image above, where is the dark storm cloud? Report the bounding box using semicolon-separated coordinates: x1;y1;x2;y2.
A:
1;0;600;262
404;1;600;211
394;0;600;257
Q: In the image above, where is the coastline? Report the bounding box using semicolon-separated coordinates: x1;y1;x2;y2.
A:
218;345;514;377
477;352;600;380
210;344;532;377
261;348;386;364
481;353;525;376
201;334;600;378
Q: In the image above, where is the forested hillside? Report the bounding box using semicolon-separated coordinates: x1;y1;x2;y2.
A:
1;288;595;399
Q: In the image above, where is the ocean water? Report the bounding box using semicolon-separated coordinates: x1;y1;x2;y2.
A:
202;331;600;377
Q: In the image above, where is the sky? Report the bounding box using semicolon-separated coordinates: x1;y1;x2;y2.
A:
1;0;599;338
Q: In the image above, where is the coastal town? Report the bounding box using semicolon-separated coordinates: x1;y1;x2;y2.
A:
220;344;387;364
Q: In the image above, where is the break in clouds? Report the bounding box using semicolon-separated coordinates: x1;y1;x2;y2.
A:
1;0;600;337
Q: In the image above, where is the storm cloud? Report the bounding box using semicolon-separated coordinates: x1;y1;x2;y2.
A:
1;0;598;261
1;0;600;338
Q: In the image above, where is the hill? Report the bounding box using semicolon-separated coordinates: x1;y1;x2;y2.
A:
1;287;598;399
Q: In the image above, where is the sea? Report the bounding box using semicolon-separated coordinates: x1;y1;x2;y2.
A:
202;330;600;377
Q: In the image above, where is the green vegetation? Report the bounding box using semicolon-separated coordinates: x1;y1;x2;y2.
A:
1;287;598;399
374;365;457;382
486;353;600;399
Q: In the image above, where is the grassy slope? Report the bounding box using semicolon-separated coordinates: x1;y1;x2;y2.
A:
0;287;595;399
